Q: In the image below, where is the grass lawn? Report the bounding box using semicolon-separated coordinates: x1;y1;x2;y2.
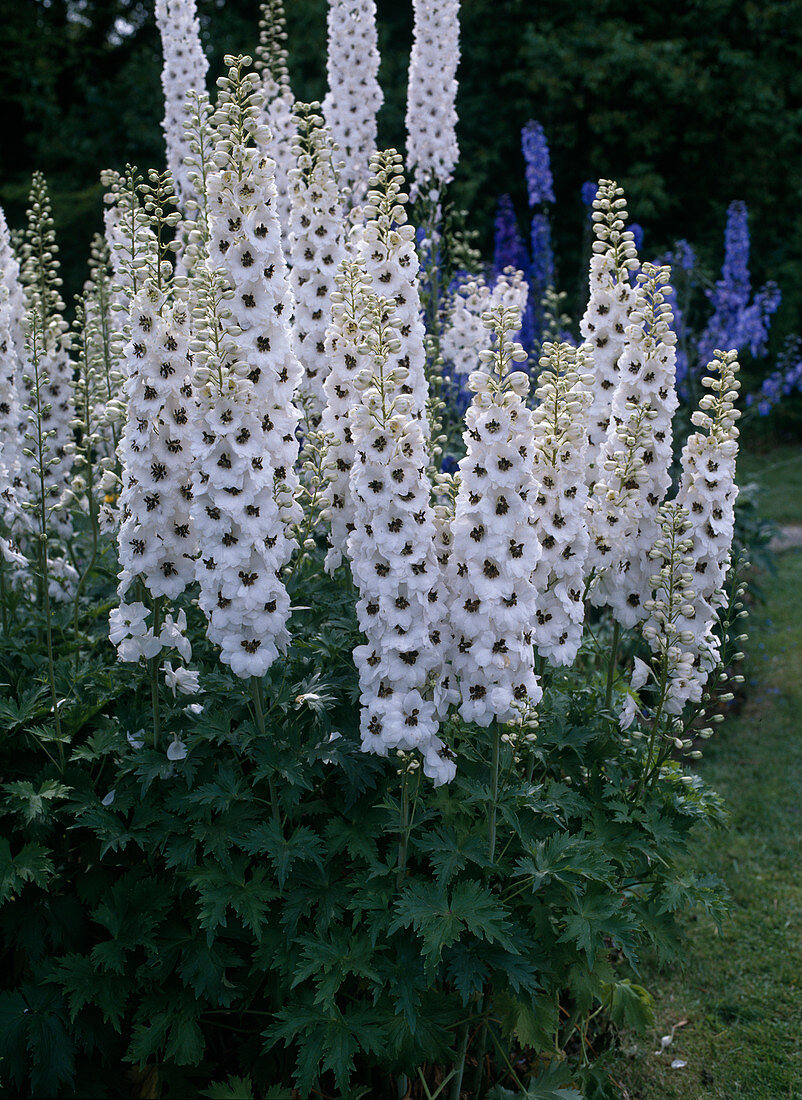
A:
609;451;802;1099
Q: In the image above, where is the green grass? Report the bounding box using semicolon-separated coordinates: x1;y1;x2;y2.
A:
609;457;802;1098
739;443;802;526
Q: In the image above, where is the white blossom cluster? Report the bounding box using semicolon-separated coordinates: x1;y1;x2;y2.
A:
529;341;593;665
102;168;159;317
0;205;27;388
116;282;196;610
323;0;383;202
357;152;431;429
405;0;461;199
346;286;455;785
190;57;302;677
320;259;372;571
255;0;297;237
19;173;74;540
642;349;741;713
579;180;639;479
0;285;27;535
288;104;346;415
447;304;542;726
442;268;528;377
83;236;124;473
154;0;209;211
588;264;679;629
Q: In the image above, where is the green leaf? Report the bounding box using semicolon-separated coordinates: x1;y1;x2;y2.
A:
601;979;655;1033
200;1076;258;1099
2;779;71;824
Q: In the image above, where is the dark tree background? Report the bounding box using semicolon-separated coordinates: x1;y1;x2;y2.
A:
2;0;801;338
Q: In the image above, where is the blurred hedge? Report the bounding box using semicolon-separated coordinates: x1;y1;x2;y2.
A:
2;0;801;338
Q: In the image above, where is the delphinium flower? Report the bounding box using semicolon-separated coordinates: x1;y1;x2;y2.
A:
154;0;209;213
357;151;429;428
659;239;696;392
648;349;741;714
254;0;296;236
579;179;639;481
0;286;28;551
746;334;802;415
493;194;528;279
447;302;542;727
288;102;346;416
588;263;679;629
405;0;461;201
180;90;216;278
521;120;555;338
697;200;780;371
102;166;159;317
346;282;455;785
83;235;124;474
0;205;28;396
189;55;303;677
529;341;593;665
18;173;74;540
323;0;383;204
320;259;372;572
442;268;528;381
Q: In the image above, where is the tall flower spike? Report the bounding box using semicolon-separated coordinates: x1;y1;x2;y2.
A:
442;268;528;380
19;173;74;538
180;90;217;278
405;0;461;200
588;263;679;628
154;0;209;213
323;0;383;203
83;235;124;481
289;102;346;416
208;55;303;535
347;283;455;785
0;205;27;378
358;151;430;427
320;258;372;572
116;279;196;608
254;0;296;237
189;55;302;676
645;349;742;713
102;166;159;317
529;341;593;665
447;303;542;727
0;286;27;534
579;179;639;482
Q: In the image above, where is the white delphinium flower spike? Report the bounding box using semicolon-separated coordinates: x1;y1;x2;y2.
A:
442;268;528;379
0;205;28;387
19;173;74;540
254;0;296;237
154;0;209;213
358;151;429;427
530;341;593;665
323;0;383;204
116;279;196;608
643;349;741;714
288;103;346;415
188;56;302;678
588;264;679;628
448;303;542;726
320;258;373;572
83;235;124;476
347;284;455;785
101;166;159;318
179;90;217;280
579;179;639;481
208;56;303;535
0;286;28;539
405;0;461;200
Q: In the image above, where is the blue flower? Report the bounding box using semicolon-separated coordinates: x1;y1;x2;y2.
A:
581;180;597;207
521;120;555;207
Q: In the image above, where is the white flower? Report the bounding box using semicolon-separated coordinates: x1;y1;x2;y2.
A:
579;180;639;482
101;790;116;807
323;0;383;203
255;0;296;237
162;661;202;696
154;0;209;211
631;656;651;691
166;737;187;762
447;304;542;726
127;729;146;750
183;702;204;717
159;610;192;662
405;0;461;199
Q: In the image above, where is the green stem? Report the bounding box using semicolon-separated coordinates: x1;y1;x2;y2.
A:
0;555;8;634
449;1019;470;1100
397;769;410;888
251;677;279;824
605;620;620;710
149;597;162;750
488;723;501;864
